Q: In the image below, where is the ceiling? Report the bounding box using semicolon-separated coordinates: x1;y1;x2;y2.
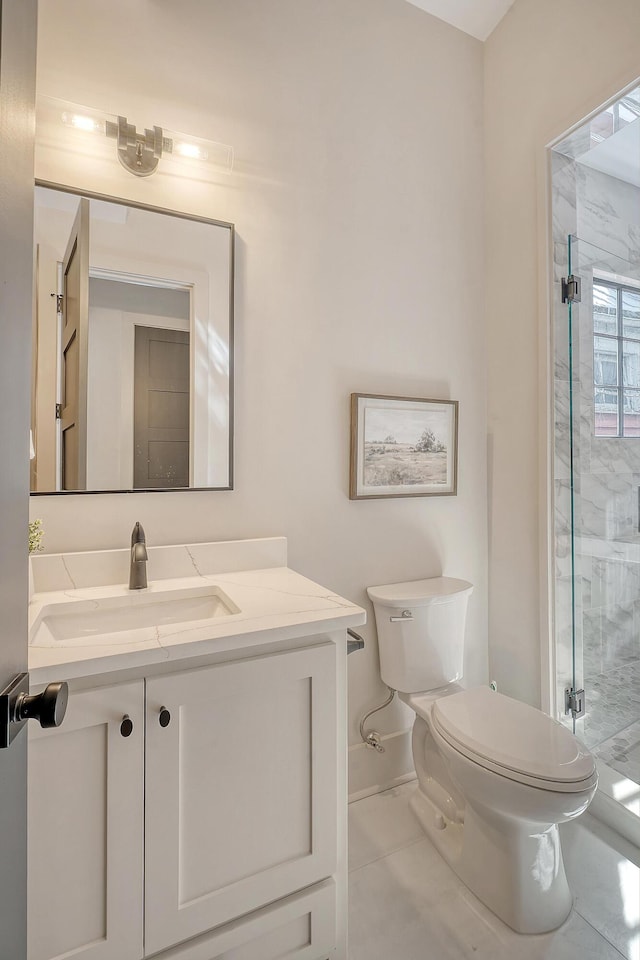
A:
405;0;517;41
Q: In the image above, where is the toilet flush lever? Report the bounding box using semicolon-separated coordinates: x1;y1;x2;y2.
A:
390;610;413;622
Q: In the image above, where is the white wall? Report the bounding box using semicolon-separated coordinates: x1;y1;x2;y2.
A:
484;0;640;709
33;0;487;794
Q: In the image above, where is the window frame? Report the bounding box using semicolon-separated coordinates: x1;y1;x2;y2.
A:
593;277;640;437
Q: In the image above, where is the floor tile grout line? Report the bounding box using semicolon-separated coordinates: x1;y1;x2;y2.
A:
348;813;637;958
349;795;638;959
572;905;631;960
348;835;427;874
348;843;632;959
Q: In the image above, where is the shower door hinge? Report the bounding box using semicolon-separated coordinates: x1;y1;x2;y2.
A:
55;403;62;420
565;687;586;719
562;275;582;304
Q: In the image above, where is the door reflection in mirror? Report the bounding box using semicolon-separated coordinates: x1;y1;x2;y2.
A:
31;185;233;493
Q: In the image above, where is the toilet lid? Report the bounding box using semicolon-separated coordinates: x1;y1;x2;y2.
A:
366;577;473;608
432;687;595;785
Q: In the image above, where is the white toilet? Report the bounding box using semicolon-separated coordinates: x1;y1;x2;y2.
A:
367;576;598;935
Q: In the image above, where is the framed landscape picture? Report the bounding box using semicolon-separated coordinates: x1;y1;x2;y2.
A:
349;394;458;499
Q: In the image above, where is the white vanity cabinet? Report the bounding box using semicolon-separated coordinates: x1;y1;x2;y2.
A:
28;681;145;960
28;640;342;960
144;643;337;955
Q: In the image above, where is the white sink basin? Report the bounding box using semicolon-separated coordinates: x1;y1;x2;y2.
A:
30;585;239;647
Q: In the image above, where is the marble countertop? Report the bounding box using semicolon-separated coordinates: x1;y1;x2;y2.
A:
28;539;366;685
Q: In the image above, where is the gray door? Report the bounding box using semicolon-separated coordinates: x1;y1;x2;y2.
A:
0;0;37;957
133;326;190;489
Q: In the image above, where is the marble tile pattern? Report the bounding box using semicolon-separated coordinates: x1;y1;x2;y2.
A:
30;536;289;593
595;717;640;786
581;660;640;751
553;125;594;164
348;782;640;960
552;153;640;799
27;539;366;685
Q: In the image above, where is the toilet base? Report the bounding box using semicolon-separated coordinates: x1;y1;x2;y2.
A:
409;786;573;934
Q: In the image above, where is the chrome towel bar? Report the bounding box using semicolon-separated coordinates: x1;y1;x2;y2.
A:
347;628;365;655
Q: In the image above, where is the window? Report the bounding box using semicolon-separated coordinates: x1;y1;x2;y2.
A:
594;280;640;436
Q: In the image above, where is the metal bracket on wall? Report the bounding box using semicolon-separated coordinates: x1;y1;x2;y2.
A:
565;687;586;719
562;275;582;304
347;628;365;655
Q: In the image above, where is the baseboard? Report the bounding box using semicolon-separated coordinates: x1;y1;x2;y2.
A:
348;772;417;804
348;727;414;803
589;761;640;849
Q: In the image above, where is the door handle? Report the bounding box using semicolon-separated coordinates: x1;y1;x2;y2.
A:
0;673;69;748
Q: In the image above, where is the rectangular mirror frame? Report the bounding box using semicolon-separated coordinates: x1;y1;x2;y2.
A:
31;180;234;496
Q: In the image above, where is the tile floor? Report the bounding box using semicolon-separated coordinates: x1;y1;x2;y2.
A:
596;718;640;787
583;656;640;787
582;656;640;746
348;781;640;960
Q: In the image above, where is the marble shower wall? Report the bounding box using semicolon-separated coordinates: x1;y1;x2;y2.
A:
553;155;640;733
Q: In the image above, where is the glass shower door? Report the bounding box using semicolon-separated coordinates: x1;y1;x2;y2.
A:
559;234;640;820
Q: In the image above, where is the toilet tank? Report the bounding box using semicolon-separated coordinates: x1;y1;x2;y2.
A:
367;577;473;693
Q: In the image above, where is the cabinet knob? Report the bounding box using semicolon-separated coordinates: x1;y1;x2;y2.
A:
159;706;171;728
120;715;134;738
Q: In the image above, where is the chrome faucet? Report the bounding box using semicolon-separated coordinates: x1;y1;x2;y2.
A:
129;522;148;590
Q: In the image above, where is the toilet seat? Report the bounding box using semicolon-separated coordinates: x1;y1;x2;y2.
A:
413;687;597;794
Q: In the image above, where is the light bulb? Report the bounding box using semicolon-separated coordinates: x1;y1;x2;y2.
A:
61;112;104;134
173;141;208;160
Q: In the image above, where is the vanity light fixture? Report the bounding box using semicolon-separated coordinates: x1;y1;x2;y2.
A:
42;96;233;178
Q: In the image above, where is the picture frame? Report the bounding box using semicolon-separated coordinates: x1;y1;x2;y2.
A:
349;393;458;499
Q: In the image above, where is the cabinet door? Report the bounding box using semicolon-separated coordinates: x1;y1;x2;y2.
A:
28;682;145;960
145;644;337;955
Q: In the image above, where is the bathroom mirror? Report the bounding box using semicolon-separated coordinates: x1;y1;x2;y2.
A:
30;183;233;494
